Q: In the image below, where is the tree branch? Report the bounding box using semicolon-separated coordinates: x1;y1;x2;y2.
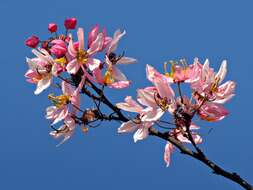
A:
148;127;253;190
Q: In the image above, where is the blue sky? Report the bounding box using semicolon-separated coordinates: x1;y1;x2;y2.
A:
0;0;252;189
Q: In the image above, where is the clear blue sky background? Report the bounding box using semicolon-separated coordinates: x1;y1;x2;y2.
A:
0;0;252;189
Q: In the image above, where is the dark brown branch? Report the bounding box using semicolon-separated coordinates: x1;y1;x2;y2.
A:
148;127;253;190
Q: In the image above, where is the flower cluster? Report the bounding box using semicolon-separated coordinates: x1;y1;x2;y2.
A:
24;18;235;166
24;18;136;145
117;58;235;166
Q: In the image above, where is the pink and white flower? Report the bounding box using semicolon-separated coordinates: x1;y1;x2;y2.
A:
191;59;236;104
116;95;164;142
25;48;59;95
46;76;85;125
66;27;105;75
49;115;76;146
99;29;136;88
146;64;176;113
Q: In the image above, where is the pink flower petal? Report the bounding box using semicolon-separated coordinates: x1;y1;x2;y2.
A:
118;121;138;133
87;33;103;55
117;56;137;64
164;142;174;167
66;59;80;74
133;125;150;142
215;60;227;84
112;66;127;81
77;28;84;51
116;96;143;113
107;29;126;54
108;81;130;89
62;81;75;96
34;76;51;95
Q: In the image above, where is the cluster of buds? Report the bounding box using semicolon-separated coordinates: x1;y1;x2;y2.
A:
24;18;235;167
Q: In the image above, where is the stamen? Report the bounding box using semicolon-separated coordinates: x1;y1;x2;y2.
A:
210;77;220;92
164;61;176;78
77;49;88;65
55;57;67;66
154;92;170;111
48;94;70;108
164;62;170;77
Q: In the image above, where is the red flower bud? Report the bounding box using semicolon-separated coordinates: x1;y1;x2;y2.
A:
64;18;77;30
41;41;48;49
48;23;58;33
25;35;39;48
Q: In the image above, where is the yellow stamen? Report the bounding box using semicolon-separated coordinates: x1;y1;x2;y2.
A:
210;78;220;93
160;97;170;111
104;71;114;84
48;94;70;108
164;61;176;78
164;62;170;77
77;49;88;65
54;57;67;66
170;63;175;78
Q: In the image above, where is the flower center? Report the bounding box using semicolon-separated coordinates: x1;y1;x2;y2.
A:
77;50;88;65
48;94;70;108
155;93;170;111
160;97;170;111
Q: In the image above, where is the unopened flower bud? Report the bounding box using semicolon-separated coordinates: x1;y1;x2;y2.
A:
25;35;39;48
64;18;77;29
48;23;57;33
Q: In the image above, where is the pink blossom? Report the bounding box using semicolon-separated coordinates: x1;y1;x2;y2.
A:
50;39;67;58
146;64;176;113
101;29;136;87
116;92;165;142
48;23;57;33
46;76;85;125
66;27;103;75
25;35;39;48
198;102;229;122
49;115;77;146
25;49;58;95
191;59;235;104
